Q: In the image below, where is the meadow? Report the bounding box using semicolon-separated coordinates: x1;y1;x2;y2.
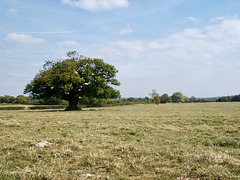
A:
0;102;239;179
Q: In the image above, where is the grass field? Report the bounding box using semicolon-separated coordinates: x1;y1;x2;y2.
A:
0;102;239;179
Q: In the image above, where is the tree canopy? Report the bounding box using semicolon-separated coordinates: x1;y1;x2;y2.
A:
24;51;120;110
172;92;184;103
160;93;171;103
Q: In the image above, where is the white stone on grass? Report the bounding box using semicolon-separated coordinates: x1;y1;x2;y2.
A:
36;141;54;148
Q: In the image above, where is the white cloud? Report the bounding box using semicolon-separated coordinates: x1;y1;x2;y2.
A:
210;16;226;22
24;30;79;34
89;17;240;70
119;27;133;35
186;16;200;22
5;33;46;44
148;40;170;49
147;17;240;63
62;0;129;11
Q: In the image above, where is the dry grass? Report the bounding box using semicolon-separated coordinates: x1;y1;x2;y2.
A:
0;102;239;179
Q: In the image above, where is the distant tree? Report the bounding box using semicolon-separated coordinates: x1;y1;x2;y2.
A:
24;51;120;111
14;95;29;104
153;94;160;105
184;96;190;103
172;92;184;103
231;94;240;101
144;96;149;101
217;96;231;102
160;93;171;103
149;89;157;99
190;96;197;102
1;95;15;103
3;95;11;103
127;97;135;102
9;96;16;103
149;89;160;105
217;94;240;102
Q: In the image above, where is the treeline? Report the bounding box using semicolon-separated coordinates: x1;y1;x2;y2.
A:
0;95;63;105
147;90;240;104
1;93;239;106
216;94;240;102
0;95;30;104
0;95;129;107
139;90;213;105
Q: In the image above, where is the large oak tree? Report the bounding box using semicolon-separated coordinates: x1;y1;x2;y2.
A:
24;51;120;110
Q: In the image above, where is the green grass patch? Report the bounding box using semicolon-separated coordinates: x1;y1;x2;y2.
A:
0;102;239;179
212;137;239;148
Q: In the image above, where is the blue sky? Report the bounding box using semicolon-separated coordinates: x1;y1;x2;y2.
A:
0;0;240;98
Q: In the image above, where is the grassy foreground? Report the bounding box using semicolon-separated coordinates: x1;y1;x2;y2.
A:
0;103;239;179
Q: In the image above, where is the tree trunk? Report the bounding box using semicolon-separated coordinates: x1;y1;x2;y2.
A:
65;93;81;111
